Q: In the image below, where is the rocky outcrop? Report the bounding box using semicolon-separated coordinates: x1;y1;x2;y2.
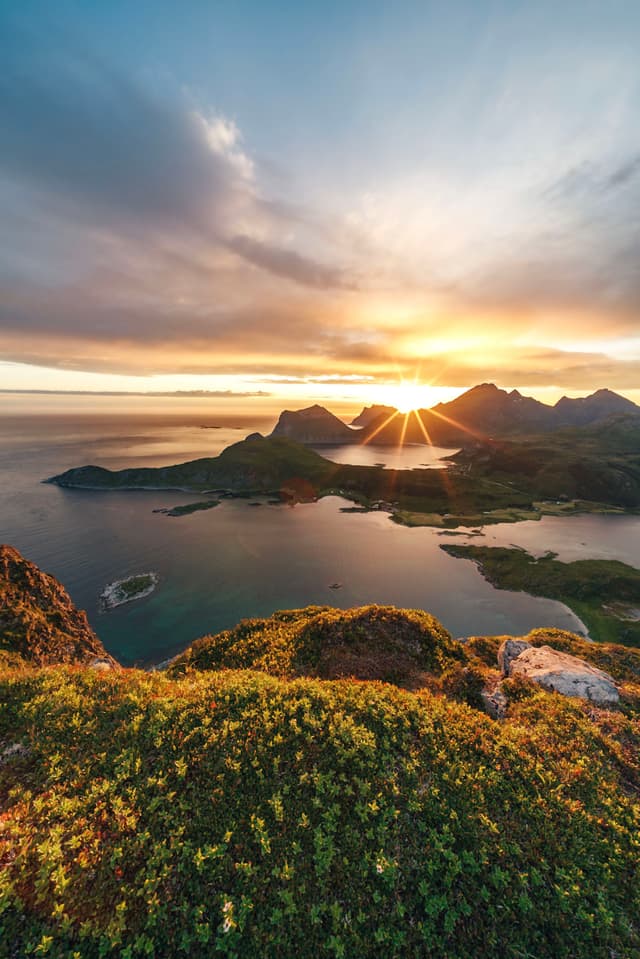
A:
480;685;509;719
350;405;397;428
0;545;117;667
554;388;639;427
497;639;531;675
270;405;354;444
498;639;619;706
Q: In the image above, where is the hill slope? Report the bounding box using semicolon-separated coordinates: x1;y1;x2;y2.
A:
350;404;397;427
48;435;334;493
169;604;465;686
1;552;640;957
0;544;116;667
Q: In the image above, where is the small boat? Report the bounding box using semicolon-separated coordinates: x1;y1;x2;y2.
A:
329;582;343;590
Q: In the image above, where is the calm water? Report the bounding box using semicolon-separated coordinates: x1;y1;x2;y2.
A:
2;412;638;665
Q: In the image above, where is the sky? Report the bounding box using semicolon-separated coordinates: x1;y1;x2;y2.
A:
1;0;639;412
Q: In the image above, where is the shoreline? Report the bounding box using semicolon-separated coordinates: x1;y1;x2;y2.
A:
45;474;639;530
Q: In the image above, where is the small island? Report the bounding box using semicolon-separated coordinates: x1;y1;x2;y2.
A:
153;499;220;517
100;572;158;610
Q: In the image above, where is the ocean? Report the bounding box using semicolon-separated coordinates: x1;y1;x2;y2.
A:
2;405;638;665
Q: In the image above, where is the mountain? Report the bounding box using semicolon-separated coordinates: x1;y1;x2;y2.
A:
431;382;555;432
350;404;397;427
0;544;116;667
48;435;334;492
360;383;639;445
554;387;639;426
270;404;354;443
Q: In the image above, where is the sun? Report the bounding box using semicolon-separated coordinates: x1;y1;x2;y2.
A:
386;381;434;413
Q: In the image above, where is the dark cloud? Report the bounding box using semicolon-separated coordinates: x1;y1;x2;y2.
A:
603;154;640;191
0;46;235;234
0;23;355;294
226;235;357;290
544;151;640;202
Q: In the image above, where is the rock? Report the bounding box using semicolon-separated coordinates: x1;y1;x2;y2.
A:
498;639;531;676
90;658;117;671
0;742;29;765
481;684;509;719
508;645;619;706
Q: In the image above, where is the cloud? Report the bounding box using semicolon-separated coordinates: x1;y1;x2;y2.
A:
0;389;270;398
0;11;639;395
0;23;353;296
226;234;357;290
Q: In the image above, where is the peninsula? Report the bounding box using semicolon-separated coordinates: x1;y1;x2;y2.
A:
47;411;640;527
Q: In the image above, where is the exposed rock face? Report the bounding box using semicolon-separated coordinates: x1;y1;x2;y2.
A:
270;405;354;444
498;639;532;675
350;405;397;428
554;388;639;427
0;545;117;667
502;642;619;706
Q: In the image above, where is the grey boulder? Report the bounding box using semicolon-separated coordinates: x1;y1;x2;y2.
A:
498;639;532;676
505;644;619;707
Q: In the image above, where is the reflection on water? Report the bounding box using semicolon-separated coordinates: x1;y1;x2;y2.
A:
311;443;457;469
1;412;637;665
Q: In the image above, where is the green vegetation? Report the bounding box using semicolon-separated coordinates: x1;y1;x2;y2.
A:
449;415;640;510
163;499;220;517
442;545;640;645
3;545;640;957
169;605;465;687
48;418;640;527
118;574;155;599
1;658;639;959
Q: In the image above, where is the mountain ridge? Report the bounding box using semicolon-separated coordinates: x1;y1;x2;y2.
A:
266;384;639;447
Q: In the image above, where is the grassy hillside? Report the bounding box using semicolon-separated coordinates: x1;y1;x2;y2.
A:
3;548;640;957
442;545;640;645
47;436;333;493
169;605;465;686
450;414;640;508
1;658;639;959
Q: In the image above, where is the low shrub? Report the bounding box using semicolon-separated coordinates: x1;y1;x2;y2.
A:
1;664;639;958
170;605;466;688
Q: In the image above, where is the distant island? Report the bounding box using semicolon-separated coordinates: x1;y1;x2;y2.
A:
153;499;220;517
46;387;640;528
